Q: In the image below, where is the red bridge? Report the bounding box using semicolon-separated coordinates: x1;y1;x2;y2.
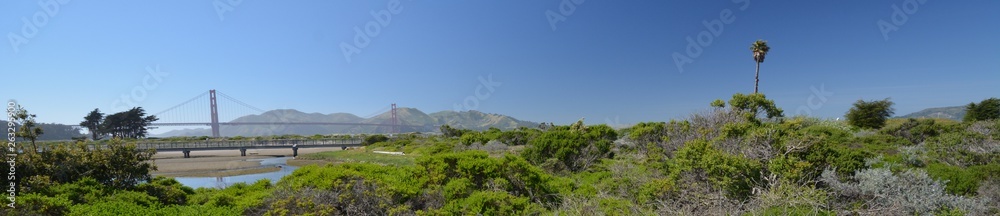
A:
151;90;430;137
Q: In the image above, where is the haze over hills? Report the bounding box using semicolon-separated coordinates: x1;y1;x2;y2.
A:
898;106;967;121
13;104;975;139
0;120;83;140
154;108;539;137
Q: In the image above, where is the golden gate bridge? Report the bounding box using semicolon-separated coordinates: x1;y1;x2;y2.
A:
150;90;427;137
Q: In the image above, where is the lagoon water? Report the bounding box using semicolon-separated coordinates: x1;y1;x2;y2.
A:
174;157;298;188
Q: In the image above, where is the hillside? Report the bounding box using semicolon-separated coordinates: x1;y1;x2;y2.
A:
0;120;83;140
429;110;538;130
898;106;966;121
154;108;538;137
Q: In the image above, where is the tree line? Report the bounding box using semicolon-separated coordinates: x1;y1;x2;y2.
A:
79;107;158;140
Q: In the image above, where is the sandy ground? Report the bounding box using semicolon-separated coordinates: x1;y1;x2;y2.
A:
151;147;343;176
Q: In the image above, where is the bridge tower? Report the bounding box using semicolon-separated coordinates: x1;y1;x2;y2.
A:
210;90;221;137
391;103;398;134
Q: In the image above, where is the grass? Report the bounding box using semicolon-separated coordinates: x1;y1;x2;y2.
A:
292;148;416;167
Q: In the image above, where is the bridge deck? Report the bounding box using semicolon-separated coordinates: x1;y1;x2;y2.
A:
84;139;364;152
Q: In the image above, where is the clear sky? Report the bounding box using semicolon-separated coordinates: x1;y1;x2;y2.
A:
2;1;998;132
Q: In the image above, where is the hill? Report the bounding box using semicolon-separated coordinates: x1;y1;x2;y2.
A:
0;120;84;140
898;106;966;121
154;108;538;137
429;110;538;130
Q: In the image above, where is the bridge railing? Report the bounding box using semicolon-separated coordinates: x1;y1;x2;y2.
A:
78;138;363;151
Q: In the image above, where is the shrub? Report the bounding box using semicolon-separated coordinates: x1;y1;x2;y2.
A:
188;179;274;211
459;132;490;146
363;134;389;145
418;151;571;207
925;163;1000;196
554;195;655;216
879;118;944;145
846;98;894;129
136;176;195;205
749;183;831;215
5;139;156;192
925;131;1000;167
726;93;784;121
440;124;471;137
522;123;617;172
436;191;545;215
262;164;418;214
821;167;989;214
666;139;762;200
652;170;744;215
0;193;73;216
964;98;1000;122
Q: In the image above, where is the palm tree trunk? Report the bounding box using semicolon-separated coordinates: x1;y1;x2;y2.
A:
754;62;760;94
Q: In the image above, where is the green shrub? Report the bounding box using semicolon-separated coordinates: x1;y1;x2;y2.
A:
925;163;1000;196
2;193;73;216
880;118;950;145
846;98;894;129
666;139;762;199
67;200;240;216
925;131;1000;166
726;93;784;121
418;151;571;206
188;179;273;210
522;123;617;172
363;134;389;145
136;176;195;205
756;206;834;216
436;191;544;215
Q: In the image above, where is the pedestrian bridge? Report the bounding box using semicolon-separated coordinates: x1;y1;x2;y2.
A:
127;138;363;158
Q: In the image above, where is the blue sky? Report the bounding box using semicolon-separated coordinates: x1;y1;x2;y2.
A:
2;1;998;133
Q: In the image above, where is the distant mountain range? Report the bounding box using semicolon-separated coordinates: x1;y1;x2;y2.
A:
154;108;539;137
15;104;970;138
898;106;966;121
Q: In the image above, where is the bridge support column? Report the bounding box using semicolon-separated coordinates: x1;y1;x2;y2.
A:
292;147;299;157
183;150;191;158
240;148;247;157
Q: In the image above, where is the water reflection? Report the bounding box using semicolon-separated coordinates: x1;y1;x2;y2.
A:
174;157;297;188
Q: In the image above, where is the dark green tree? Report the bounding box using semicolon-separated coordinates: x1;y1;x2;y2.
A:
963;98;1000;122
101;107;158;139
80;108;104;140
846;98;895;129
439;124;471;138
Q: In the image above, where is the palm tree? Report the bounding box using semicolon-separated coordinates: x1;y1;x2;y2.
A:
750;40;770;94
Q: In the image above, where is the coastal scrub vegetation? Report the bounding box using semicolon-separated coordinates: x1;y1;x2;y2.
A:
3;93;999;215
